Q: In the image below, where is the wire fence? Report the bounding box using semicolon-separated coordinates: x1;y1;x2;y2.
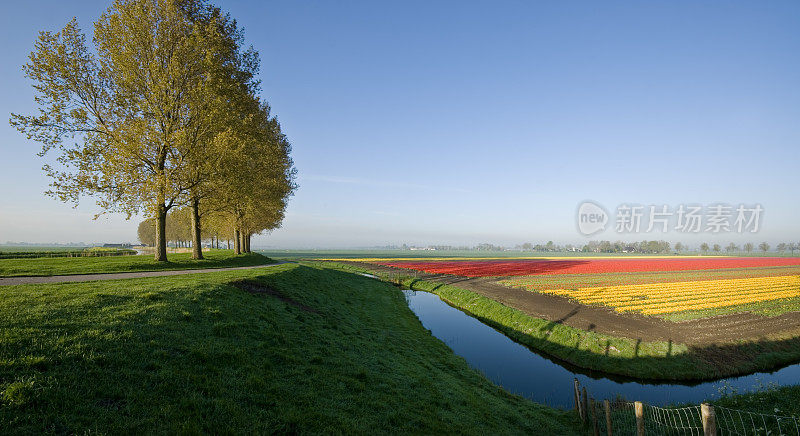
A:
715;405;800;436
574;378;800;435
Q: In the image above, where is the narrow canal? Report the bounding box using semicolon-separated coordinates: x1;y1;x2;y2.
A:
403;289;800;409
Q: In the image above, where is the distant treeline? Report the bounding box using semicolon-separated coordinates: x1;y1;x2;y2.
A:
386;240;799;254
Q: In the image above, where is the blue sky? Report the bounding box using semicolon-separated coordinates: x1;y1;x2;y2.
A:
1;1;799;248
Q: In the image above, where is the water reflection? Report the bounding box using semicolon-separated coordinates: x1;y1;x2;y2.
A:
403;290;800;409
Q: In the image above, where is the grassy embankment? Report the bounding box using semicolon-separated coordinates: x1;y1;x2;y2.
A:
0;250;270;277
0;262;578;434
317;262;800;382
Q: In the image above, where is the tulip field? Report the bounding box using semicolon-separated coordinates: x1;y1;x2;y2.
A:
535;275;800;315
355;256;800;319
368;256;800;277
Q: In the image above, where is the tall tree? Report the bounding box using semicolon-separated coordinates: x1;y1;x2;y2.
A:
213;97;296;254
11;0;244;261
177;5;261;259
759;242;770;253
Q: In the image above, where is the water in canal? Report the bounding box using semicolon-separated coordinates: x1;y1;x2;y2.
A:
403;290;800;409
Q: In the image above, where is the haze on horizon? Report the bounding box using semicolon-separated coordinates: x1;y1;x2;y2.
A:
2;1;800;249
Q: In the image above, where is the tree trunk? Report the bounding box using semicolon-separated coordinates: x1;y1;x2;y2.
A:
190;197;203;260
234;228;241;254
154;203;168;262
243;233;250;253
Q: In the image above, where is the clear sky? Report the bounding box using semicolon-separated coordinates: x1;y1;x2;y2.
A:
2;1;799;248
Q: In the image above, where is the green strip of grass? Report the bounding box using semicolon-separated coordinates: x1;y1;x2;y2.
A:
712;384;800;417
0;263;579;434
0;250;271;277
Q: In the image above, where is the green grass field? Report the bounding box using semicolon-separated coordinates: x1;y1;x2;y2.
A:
0;263;579;434
0;250;271;277
0;245;89;252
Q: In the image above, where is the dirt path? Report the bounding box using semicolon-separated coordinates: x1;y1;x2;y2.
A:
351;262;800;346
0;262;288;286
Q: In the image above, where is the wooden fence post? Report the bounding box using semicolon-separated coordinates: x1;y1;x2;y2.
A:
581;387;588;423
573;379;582;419
590;398;599;436
635;401;644;436
701;403;717;436
604;399;612;436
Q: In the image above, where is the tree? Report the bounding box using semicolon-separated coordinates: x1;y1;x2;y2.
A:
789;243;798;255
725;242;738;252
167;208;192;248
777;243;787;253
11;0;251;261
212;97;296;254
176;5;261;260
759;242;770;253
712;244;721;253
674;242;684;252
700;243;709;253
744;242;754;253
137;219;156;246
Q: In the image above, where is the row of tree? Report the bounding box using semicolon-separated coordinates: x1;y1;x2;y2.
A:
137;208;235;250
515;240;673;253
514;241;798;254
12;0;295;260
695;242;799;254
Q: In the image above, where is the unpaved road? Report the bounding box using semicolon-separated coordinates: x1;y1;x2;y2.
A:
349;262;800;346
0;262;287;286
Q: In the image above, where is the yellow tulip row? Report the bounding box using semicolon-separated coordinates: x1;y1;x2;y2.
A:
539;275;800;315
637;290;799;315
613;286;797;311
584;282;797;307
554;276;799;301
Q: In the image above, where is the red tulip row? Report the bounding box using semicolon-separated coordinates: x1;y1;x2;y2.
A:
374;257;800;278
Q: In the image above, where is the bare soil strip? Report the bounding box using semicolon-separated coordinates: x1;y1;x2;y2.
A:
350;262;800;346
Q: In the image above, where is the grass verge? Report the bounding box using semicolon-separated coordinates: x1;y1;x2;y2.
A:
0;263;578;434
0;250;271;277
713;384;800;417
